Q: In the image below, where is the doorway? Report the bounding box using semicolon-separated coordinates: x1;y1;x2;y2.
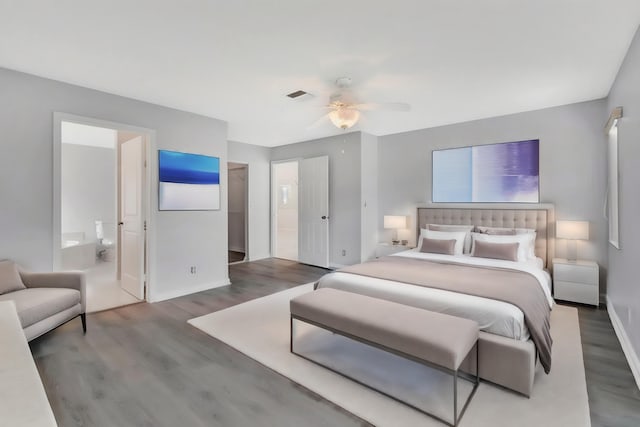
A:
228;162;248;264
271;157;329;267
272;161;299;261
54;115;153;313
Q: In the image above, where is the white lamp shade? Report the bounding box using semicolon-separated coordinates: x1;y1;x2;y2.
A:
556;220;589;240
329;108;360;130
384;215;407;230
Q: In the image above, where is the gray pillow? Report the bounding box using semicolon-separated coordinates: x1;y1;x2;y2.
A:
428;224;474;253
420;238;456;255
0;260;26;295
475;226;517;235
473;240;519;262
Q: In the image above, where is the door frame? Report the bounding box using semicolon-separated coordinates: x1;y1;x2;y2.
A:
227;160;249;263
52;112;156;302
270;158;301;261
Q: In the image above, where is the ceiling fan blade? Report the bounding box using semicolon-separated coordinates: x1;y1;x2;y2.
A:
307;113;331;129
352;102;411;112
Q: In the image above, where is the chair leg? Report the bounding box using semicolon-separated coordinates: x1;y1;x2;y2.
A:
80;313;87;334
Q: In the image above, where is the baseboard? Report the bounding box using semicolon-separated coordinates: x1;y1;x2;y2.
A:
248;253;271;262
149;278;231;302
607;299;640;391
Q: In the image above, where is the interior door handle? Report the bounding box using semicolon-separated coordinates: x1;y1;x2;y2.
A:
321;216;329;220
118;222;124;226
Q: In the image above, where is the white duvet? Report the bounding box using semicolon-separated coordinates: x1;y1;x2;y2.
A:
316;249;553;341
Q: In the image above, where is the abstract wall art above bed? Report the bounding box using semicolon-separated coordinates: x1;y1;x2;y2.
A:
158;150;220;211
432;139;539;203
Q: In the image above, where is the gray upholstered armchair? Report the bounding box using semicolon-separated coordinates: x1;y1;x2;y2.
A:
0;260;86;341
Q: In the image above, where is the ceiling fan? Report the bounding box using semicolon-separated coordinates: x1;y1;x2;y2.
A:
319;77;411;130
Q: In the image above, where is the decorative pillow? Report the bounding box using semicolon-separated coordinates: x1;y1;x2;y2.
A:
474;226;516;236
472;240;519;262
420;238;456;255
428;224;474;254
470;232;533;262
420;229;466;255
474;227;537;258
0;260;26;295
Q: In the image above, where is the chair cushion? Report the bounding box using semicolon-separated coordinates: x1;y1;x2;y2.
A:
0;288;81;328
0;260;26;295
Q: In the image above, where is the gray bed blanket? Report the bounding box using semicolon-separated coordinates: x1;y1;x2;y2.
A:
321;256;553;374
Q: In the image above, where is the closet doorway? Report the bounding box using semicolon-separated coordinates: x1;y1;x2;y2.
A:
228;162;248;264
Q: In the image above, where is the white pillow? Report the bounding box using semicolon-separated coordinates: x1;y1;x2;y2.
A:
427;224;474;254
420;229;467;256
515;229;537;259
470;232;535;262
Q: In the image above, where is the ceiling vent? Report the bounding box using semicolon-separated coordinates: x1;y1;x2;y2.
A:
286;90;312;100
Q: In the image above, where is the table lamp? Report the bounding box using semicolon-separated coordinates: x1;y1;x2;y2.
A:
556;220;589;262
384;215;407;245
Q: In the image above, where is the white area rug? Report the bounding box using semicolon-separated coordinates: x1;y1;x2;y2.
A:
188;284;590;427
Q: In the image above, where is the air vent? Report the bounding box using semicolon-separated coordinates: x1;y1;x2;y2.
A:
286;90;308;99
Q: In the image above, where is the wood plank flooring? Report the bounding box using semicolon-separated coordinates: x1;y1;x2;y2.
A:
29;258;640;427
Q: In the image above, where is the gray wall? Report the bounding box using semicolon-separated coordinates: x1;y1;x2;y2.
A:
0;67;228;301
227;141;272;261
378;100;608;288
360;132;379;261
271;132;361;267
607;26;640;360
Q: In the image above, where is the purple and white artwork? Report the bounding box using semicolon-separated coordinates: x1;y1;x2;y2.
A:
432;139;539;203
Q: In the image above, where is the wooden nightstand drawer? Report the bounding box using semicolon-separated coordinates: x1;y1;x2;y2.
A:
554;280;599;306
553;263;598;285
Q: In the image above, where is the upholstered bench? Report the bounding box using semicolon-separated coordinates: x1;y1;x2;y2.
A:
290;288;480;427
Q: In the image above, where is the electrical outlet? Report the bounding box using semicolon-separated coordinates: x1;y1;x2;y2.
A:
189;266;197;275
341;249;346;256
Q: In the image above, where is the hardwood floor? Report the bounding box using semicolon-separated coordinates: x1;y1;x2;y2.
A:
30;258;640;427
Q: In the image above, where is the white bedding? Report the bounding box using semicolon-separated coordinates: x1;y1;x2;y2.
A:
316;250;553;341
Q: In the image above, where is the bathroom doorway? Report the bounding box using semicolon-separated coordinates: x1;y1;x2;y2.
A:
271;161;299;261
227;162;248;264
54;115;152;312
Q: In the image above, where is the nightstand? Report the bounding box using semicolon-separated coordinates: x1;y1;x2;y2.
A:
376;243;412;258
552;258;599;306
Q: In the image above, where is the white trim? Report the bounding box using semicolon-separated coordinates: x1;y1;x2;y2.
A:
149;278;231;302
607;299;640;391
53;112;156;303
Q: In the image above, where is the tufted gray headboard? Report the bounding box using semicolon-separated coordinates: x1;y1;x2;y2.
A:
417;203;555;268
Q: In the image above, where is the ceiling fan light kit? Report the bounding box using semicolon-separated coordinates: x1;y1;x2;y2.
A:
329;107;360;130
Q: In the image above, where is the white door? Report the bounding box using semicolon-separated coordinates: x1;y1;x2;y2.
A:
120;136;145;299
298;156;329;268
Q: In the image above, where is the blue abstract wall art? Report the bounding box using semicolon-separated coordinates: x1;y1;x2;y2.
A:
432;139;539;203
158;150;220;210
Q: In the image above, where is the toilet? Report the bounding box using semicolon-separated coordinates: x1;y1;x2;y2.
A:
95;220;116;262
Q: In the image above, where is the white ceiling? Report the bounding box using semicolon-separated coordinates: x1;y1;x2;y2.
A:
1;1;639;147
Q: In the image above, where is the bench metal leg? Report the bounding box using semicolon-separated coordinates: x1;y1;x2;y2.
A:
291;315;480;427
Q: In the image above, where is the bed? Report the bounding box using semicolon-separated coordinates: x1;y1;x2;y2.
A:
315;203;556;396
